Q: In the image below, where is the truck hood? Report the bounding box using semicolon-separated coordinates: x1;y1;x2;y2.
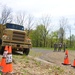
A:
5;29;26;33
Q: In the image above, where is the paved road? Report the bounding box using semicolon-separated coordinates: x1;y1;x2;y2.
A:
31;48;65;64
30;48;75;73
31;48;75;64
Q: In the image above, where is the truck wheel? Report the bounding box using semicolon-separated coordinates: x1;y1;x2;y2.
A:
23;48;30;55
0;46;4;54
0;39;2;45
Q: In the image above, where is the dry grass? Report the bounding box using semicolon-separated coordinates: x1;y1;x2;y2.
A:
0;50;75;75
12;54;66;75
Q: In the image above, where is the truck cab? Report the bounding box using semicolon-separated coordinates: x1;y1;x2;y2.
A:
0;23;32;55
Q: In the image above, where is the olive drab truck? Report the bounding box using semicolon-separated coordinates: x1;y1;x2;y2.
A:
0;23;32;55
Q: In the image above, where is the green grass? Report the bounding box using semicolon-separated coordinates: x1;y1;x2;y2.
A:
67;48;75;51
32;47;75;51
32;47;54;50
50;66;64;74
29;50;42;57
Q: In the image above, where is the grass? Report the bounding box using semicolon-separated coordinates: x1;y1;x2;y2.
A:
29;50;42;57
67;48;75;51
33;47;54;50
12;51;75;75
32;46;75;51
12;47;75;75
34;60;41;66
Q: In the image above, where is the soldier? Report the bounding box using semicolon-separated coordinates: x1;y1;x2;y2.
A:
58;43;62;51
54;43;58;52
63;43;66;52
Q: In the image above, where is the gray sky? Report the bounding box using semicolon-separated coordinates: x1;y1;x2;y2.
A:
0;0;75;37
0;0;75;17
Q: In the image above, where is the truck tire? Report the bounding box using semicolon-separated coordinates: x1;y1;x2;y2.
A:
0;46;4;54
0;39;2;45
23;48;30;55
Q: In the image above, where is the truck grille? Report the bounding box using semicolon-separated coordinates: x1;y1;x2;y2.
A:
12;31;25;42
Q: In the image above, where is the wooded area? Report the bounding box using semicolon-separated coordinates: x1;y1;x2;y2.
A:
0;5;75;49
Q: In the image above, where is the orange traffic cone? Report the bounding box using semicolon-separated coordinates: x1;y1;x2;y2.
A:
71;59;75;67
2;46;13;73
8;46;13;72
0;46;8;68
65;50;68;55
62;54;70;65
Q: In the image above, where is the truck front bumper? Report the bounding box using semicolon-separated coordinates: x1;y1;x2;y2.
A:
2;41;32;50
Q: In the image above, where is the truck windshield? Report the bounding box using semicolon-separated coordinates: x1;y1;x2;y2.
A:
6;23;24;30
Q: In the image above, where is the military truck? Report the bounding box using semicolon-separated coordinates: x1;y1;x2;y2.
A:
0;23;32;55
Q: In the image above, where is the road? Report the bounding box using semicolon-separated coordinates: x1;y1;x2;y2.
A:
30;48;75;74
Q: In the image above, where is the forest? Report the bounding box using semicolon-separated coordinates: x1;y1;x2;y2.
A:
0;5;75;49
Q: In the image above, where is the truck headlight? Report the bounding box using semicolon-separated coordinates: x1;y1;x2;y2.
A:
2;35;10;40
26;39;31;43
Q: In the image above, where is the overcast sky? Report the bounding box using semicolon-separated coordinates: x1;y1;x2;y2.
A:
0;0;75;17
0;0;75;36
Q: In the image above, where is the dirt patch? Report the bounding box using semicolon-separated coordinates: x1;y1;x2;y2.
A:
12;55;66;75
0;49;75;75
0;54;66;75
30;49;75;75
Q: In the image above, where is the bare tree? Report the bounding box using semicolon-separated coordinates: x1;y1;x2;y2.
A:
14;12;34;37
67;23;75;47
26;14;34;37
58;17;68;44
0;5;12;24
40;15;52;47
41;15;51;30
15;11;27;25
